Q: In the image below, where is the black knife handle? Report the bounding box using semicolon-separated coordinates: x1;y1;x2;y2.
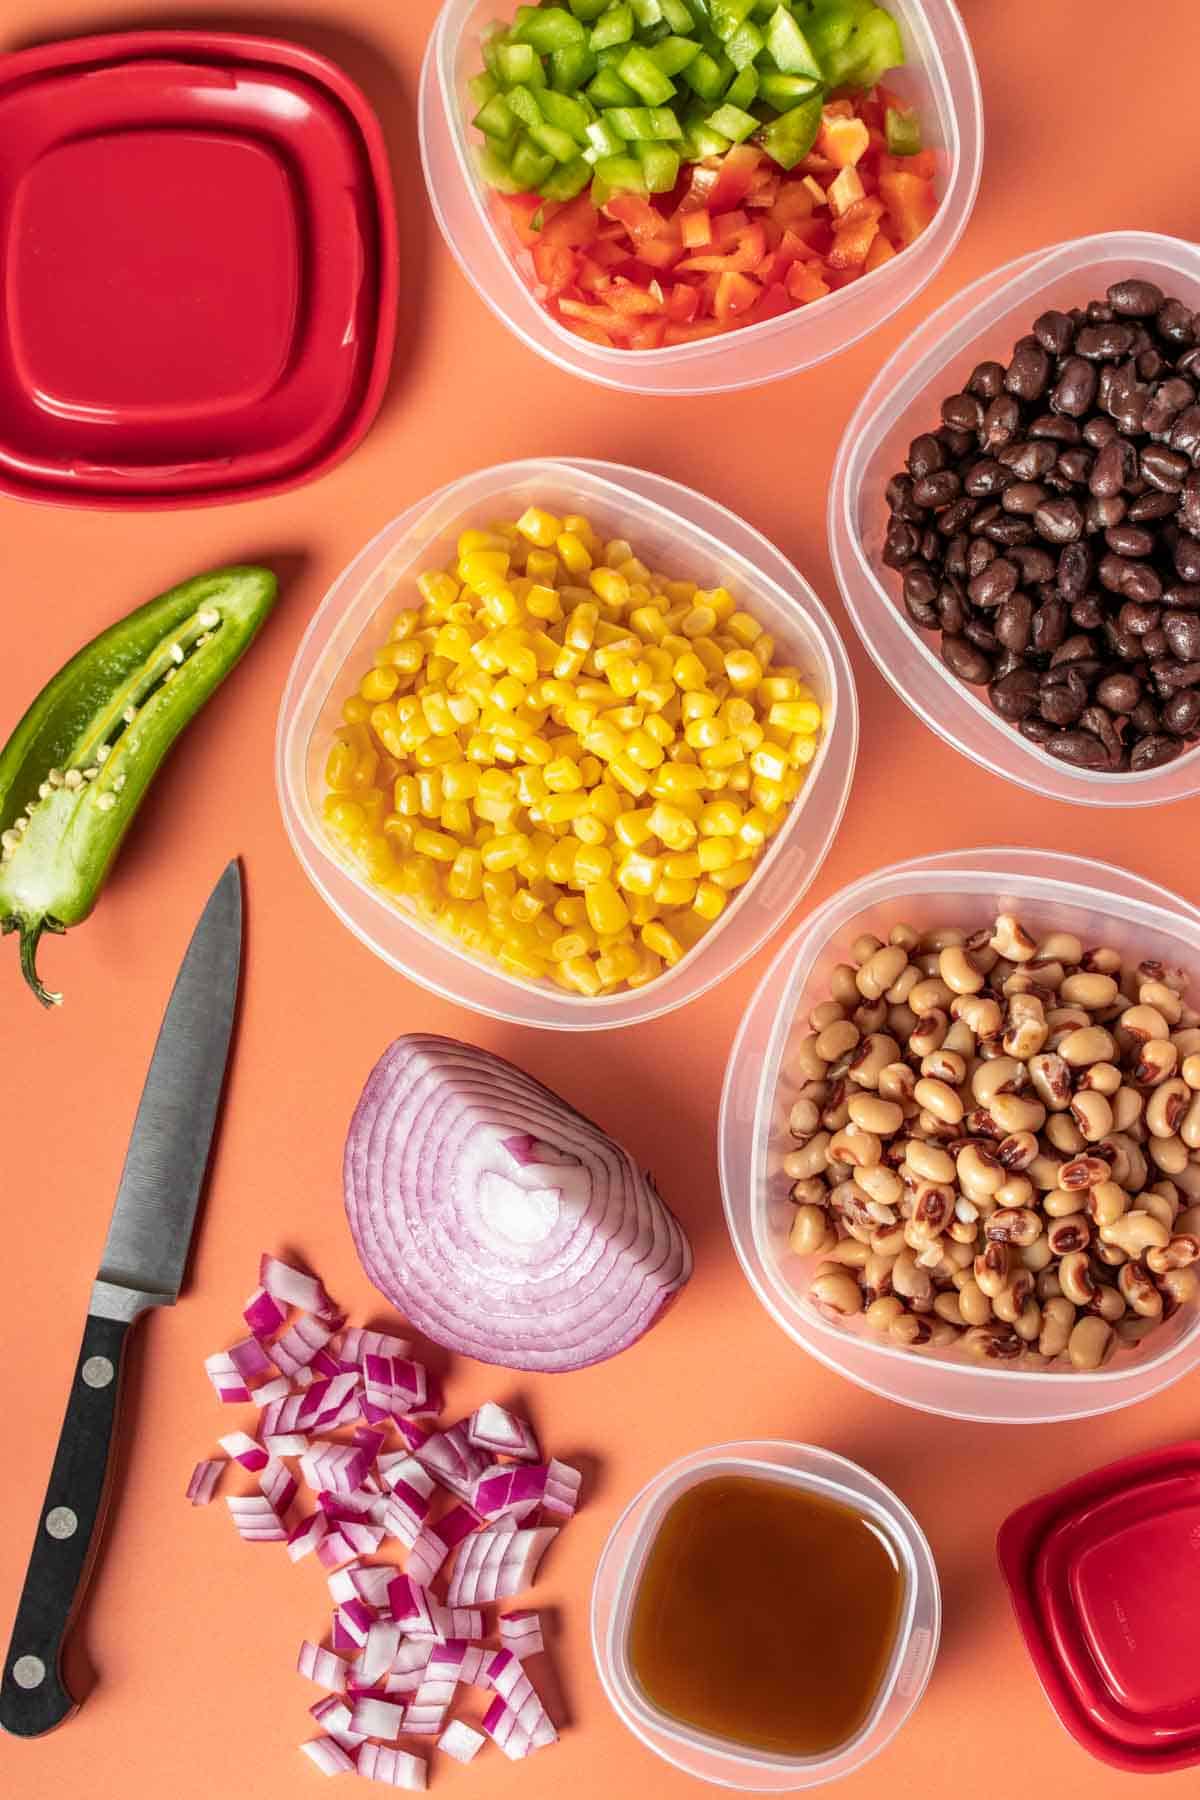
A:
0;1311;133;1737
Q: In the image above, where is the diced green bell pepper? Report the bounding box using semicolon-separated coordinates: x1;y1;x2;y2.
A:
505;83;545;128
541;155;595;197
681;115;732;157
681;47;726;99
539;87;595;138
758;69;822;107
831;7;905;86
469;70;500;106
617;44;678;102
724;20;763;68
511;5;588;53
651;34;702;74
510;134;558;187
496;41;546;86
631;0;665;22
705;100;759;141
605;103;658;138
586;62;640;103
756;93;822;167
568;0;610;17
647;104;684;136
587;113;628;156
638;140;681;190
591;151;648;200
528;115;583;160
709;0;756;40
476;141;528;194
551;42;598;87
590;3;634;48
884;101;922;155
764;6;822;77
474;93;519;139
661;0;697;28
724;63;758;108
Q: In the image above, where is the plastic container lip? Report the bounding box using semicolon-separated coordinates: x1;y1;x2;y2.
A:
591;1440;940;1792
419;0;983;395
276;457;857;1031
0;30;397;510
830;230;1200;806
997;1440;1200;1773
718;848;1200;1425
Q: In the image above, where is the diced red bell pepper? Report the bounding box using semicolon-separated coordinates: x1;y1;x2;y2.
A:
879;170;936;245
828;207;883;270
628;318;668;350
702;145;763;215
878;150;937;182
786;261;831;304
677;221;767;274
603;192;668;246
864;232;899;271
501;193;547;249
816;114;871;169
769;182;815;234
665;282;700;325
713;271;761;324
680;209;712;250
539;194;600;250
748;282;793;325
664;320;726;344
532;241;579;296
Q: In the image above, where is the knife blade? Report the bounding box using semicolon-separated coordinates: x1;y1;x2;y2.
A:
0;861;243;1738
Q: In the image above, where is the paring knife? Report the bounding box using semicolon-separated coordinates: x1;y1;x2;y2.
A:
0;861;243;1738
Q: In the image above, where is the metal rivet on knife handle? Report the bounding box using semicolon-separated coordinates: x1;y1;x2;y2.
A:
45;1508;78;1541
81;1357;114;1388
11;1656;46;1690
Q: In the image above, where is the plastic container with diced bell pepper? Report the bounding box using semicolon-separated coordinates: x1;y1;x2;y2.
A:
420;0;982;393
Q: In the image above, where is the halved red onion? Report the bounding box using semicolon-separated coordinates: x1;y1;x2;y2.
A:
298;1641;351;1691
447;1527;556;1607
186;1458;224;1505
467;1403;539;1462
355;1743;427;1789
343;1036;692;1372
300;1736;356;1776
438;1720;485;1764
500;1610;544;1658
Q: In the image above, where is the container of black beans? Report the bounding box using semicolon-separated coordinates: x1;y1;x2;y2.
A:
830;233;1200;804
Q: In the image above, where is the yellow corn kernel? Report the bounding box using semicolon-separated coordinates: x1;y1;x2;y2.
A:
690;638;725;678
700;799;743;836
551;930;592;963
724;649;763;693
627;893;660;927
590;567;630;608
482;866;517;907
648;802;697;852
559;954;603;997
416;770;443;817
480;832;530;872
596;943;640;987
770;698;822;734
417;571;460;609
342;696;372;727
412;828;458;863
384;638;426;675
446;847;484;900
588;783;622;825
360;666;400;703
544;838;580;884
616;851;659;896
585;879;630;936
570;813;607;847
625;944;664;988
751;776;788;814
391;775;418;817
641;921;683;966
750;744;789;783
614;807;655;849
607;753;650;797
712;858;755;890
672;651;708;692
662;851;701;880
650;762;707;801
459;549;510;589
324;795;366;835
439;798;470;837
382;813;415;852
684;717;723;750
679;603;718;639
325;741;358;792
525;583;563;623
552;895;589;928
692;879;728;922
699;737;745;771
697;836;736;872
517;506;562;548
541;757;581;794
556;532;592;576
726;610;762;647
654;875;696;907
543;792;589;825
525;549;559;586
511;888;545;924
573;844;613;886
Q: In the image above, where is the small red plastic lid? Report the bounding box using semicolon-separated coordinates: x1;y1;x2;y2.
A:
0;32;397;509
998;1440;1200;1774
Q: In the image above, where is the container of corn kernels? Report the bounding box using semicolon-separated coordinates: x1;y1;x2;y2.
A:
719;848;1200;1424
276;458;857;1030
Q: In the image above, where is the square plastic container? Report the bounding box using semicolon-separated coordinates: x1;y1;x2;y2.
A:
591;1440;940;1791
419;0;982;396
829;231;1200;806
276;457;857;1031
718;847;1200;1425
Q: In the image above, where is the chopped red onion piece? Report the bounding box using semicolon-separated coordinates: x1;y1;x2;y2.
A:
543;1457;582;1522
378;1453;434;1498
350;1566;396;1612
310;1696;367;1750
319;1490;374;1522
300;1736;356;1777
328;1563;365;1606
395;1418;430;1453
380;1667;424;1696
332;1611;359;1653
203;1351;251;1404
244;1286;287;1336
411;1430;469;1493
264;1433;308;1460
349;1695;405;1742
227;1495;288;1542
288;1511;329;1563
484;1652;558;1756
392;1640;433;1676
297;1641;351;1691
312;1347;344;1381
259;1392;307;1437
406;1640;466;1735
342;1520;385;1557
353;1425;388;1462
294;1366;316;1390
405;1525;449;1590
340;1327;412;1366
467;1402;539;1463
259;1252;339;1321
186;1458;224;1505
298;1374;361;1430
500;1610;545;1658
448;1527;557;1607
363;1355;428;1417
435;1604;483;1641
301;1440;370;1496
482;1693;558;1760
252;1375;291;1407
387;1575;434;1636
473;1464;547;1520
227;1337;276;1384
274;1314;337;1378
337;1599;375;1648
317;1528;359;1570
259;1457;297;1517
218;1430;268;1472
459;1644;488;1686
438;1720;485;1764
359;1621;403;1684
355;1744;427;1790
436;1503;481;1551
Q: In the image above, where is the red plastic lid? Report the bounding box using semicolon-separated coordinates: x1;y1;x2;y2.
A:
0;32;397;509
997;1440;1200;1774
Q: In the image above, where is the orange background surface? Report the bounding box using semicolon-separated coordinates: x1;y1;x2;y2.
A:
3;2;1200;1796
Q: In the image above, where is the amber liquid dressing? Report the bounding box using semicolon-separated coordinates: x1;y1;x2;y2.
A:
628;1473;904;1757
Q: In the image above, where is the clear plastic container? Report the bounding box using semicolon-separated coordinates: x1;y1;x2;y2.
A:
276;457;857;1031
829;231;1200;807
719;848;1200;1425
419;1;983;396
591;1439;940;1791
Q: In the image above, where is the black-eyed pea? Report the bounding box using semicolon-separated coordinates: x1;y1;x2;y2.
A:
888;922;920;952
870;1221;907;1257
1028;957;1066;992
853;997;890;1036
909;1010;949;1058
1140;980;1184;1025
892;1248;934;1307
913;1076;964;1126
890;1312;935;1347
1139;1189;1179;1232
1046;1005;1091;1037
953;993;1003;1038
1082;946;1121;977
943;1019;976;1060
1059;1251;1096;1305
963;1323;1022;1361
993;1268;1035;1323
1104;1135;1148;1193
1060;971;1120;1009
984;1206;1043;1248
1047;1213;1091;1257
996;1130;1040;1172
1111;1086;1145;1132
1099;1209;1171;1258
1135;1038;1179;1087
815;1019;860;1063
887;1003;918;1043
920;1049;967;1089
943;1238;976;1271
1013;1298;1043;1343
974;1242;1011;1297
1078;1061;1122;1096
1037;1267;1063;1302
794;1033;829;1081
1003;1003;1048;1060
971;1054;1023;1108
1059;1025;1117;1067
1039;1295;1075;1359
1020;1233;1054;1273
911;1181;954;1238
828;1125;882;1170
789;1178;827;1209
905;1139;956;1185
1028;1152;1068;1191
1068;1315;1114;1370
821;1088;852;1132
1029;1052;1075;1113
849;932;883;966
1118;1002;1171;1046
788;1097;822;1139
865;1294;905;1334
1038;930;1083;966
1042;1186;1082;1218
856;1162;903;1208
1158;1265;1200;1314
1059;1153;1110;1192
955;1278;990;1324
956;1144;1005;1203
827;1238;871;1268
908;976;954;1016
989;913;1037;963
1087;1180;1130;1230
863;1249;897;1295
1094;1240;1127;1267
1145;1233;1200;1274
1181;1093;1200;1150
827;1161;854;1189
917;1110;960;1142
927;1317;961;1347
809;1268;864;1316
1116;1314;1159;1345
1070;1090;1114;1144
857;944;909;1001
847;1032;902;1090
1176;1203;1200;1238
1174;1162;1200;1202
932;1289;964;1327
1088;1284;1126;1324
1046;1113;1086;1157
939;944;985;996
831;962;861;1008
810;1000;846;1034
789;1205;836;1257
847;1093;904;1137
1118;1259;1163;1318
784;1133;831;1180
1182;1053;1200;1091
877;1060;917;1103
1149;1135;1190;1177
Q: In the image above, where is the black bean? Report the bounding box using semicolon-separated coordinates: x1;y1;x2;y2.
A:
1003;481;1048;515
942;392;984;433
1045;729;1112;768
1164;612;1200;660
1131;733;1182;769
968;558;1018;607
1144;377;1194;436
1169;405;1200;461
967;359;1006;399
1035;497;1085;543
1096;671;1142;712
1118;597;1161;634
945;533;970;578
995;593;1034;652
907;433;945;478
1108;279;1165;317
963;458;1012;497
1049;633;1097;667
1056;449;1092;486
1018;715;1056;745
1131;697;1162;735
1028;413;1081;443
1144;629;1169;659
1031;597;1069;653
979;514;1034;546
1087;495;1126;532
1105;524;1155;557
1055;542;1094;599
1053;356;1099;417
1040;674;1087;725
941;635;993;684
937;580;968;635
1077;323;1137;360
1138;349;1168;383
1164;690;1200;735
912;469;960;509
1033;309;1075;354
1126;490;1177;522
990;667;1040;719
1005;337;1052;401
964;618;999;653
1070;595;1105;630
937;496;977;535
920;527;942;560
1166;584;1200;608
938;425;977;460
1083;416;1119;449
982;395;1021;450
1089;439;1130;496
1012;546;1057;584
1175;535;1200;583
1141;444;1190;491
965;537;995;579
1000;440;1057;478
1087;300;1115;324
1154;658;1200;693
1180;470;1200;533
1157;300;1197;346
